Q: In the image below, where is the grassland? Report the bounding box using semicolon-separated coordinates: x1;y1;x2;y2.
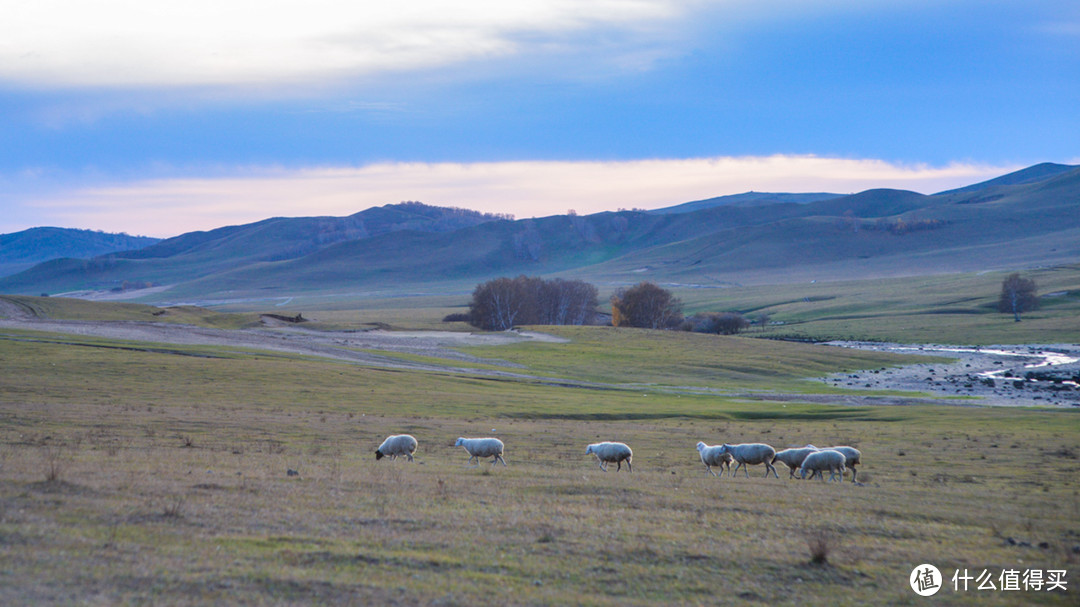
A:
1;304;1078;605
676;265;1080;345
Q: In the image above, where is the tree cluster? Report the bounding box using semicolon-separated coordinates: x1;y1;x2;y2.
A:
610;282;683;329
468;275;599;331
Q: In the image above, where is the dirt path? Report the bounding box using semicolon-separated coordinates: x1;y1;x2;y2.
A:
0;315;569;378
2;307;1076;407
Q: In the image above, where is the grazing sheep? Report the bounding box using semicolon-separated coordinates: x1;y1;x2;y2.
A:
585;442;633;472
772;445;820;479
374;434;418;462
696;441;734;477
455;437;507;467
718;443;779;478
823;446;862;482
799;449;847;482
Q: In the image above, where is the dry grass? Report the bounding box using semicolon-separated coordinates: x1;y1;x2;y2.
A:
1;403;1077;605
0;320;1077;604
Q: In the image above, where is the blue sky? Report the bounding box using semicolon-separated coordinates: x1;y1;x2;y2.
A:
2;0;1077;237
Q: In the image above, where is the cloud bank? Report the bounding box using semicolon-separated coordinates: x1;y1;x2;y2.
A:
13;156;1018;237
3;1;693;89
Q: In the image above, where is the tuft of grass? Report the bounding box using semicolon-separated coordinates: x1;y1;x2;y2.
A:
41;444;66;483
162;495;186;519
805;529;840;566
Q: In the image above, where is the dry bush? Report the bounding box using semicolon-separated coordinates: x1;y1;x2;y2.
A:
805;528;841;566
42;444;68;483
162;495;186;519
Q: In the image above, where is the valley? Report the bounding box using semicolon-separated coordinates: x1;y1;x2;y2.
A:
1;163;1078;605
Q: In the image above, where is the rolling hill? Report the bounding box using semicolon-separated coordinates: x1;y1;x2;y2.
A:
649;191;841;214
1;164;1077;301
0;228;159;279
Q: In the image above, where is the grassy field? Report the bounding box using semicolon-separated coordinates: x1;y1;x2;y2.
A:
202;265;1080;344
1;311;1078;605
676;265;1080;345
0;294;261;329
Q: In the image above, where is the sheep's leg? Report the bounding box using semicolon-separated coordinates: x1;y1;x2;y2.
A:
625;459;632;473
495;454;507;466
849;464;858;483
705;464;716;476
732;461;746;478
598;460;607;472
406;453;414;462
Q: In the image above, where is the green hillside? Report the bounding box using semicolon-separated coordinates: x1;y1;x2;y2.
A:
0;164;1077;302
0;227;159;278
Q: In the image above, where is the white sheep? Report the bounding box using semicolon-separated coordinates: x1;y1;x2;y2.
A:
696;441;734;477
772;445;820;479
799;449;847;482
822;446;862;483
718;443;779;478
585;442;633;472
455;437;507;467
374;434;418;462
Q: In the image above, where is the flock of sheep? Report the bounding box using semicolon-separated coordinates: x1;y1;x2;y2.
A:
376;434;861;483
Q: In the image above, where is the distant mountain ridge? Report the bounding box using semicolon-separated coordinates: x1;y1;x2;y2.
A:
0;202;508;289
0;228;160;279
1;164;1077;300
650;192;841;214
935;162;1077;195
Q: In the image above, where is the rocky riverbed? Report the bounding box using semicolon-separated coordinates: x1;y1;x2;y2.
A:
820;342;1080;408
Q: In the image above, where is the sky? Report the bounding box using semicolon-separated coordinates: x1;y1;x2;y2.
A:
1;0;1077;238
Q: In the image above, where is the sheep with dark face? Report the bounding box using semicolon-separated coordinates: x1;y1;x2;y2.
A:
772;445;820;479
799;449;846;482
718;443;779;478
455;437;507;467
375;434;418;461
585;442;633;472
696;442;734;477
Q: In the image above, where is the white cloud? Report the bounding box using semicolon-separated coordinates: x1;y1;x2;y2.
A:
2;1;695;89
12;155;1018;237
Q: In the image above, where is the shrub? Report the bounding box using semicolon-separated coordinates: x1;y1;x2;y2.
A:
610;282;683;329
685;312;750;335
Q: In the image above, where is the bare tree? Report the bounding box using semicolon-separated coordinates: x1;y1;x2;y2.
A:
611;282;683;329
755;311;772;332
469;277;530;331
997;273;1038;322
542;278;599;326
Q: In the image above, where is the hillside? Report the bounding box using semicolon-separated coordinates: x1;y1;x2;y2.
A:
0;227;159;279
0;202;508;296
0;164;1077;301
650;191;841;214
935;162;1077;195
